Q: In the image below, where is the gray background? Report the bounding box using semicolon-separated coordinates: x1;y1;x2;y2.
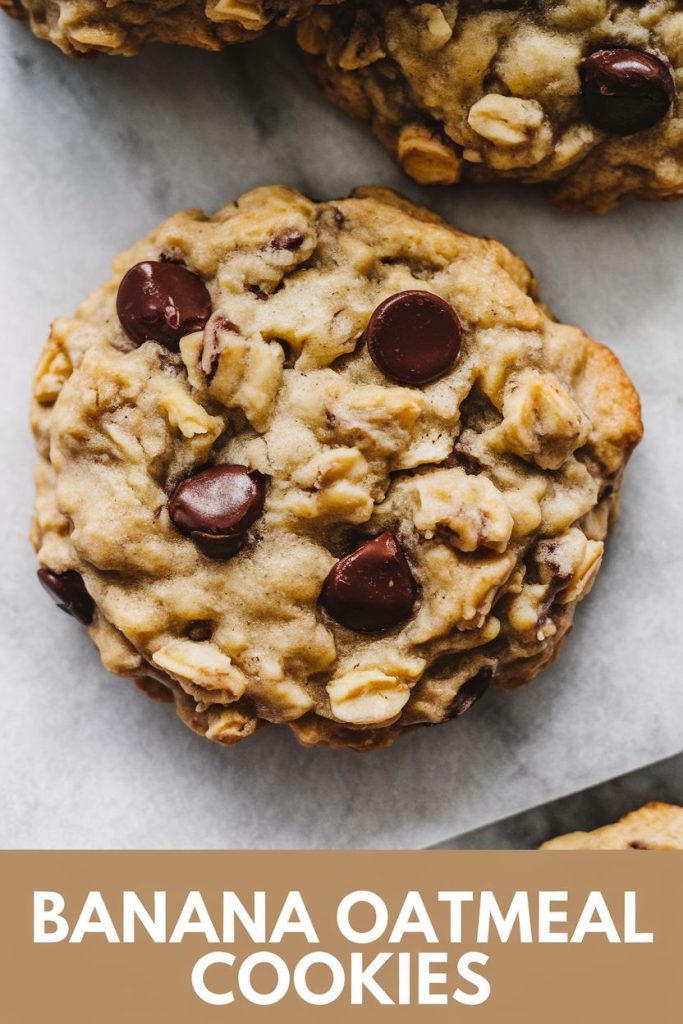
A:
434;752;682;848
0;21;681;849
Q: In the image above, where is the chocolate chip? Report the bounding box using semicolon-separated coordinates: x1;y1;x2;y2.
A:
366;290;462;385
581;48;674;135
37;568;95;625
270;229;305;251
446;667;492;719
321;532;417;633
169;465;266;559
116;260;212;351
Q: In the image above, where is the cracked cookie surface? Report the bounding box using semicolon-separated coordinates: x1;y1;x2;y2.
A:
541;803;683;849
31;185;642;751
1;0;338;56
299;1;683;212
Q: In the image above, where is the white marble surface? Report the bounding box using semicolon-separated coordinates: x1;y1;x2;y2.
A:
0;20;681;850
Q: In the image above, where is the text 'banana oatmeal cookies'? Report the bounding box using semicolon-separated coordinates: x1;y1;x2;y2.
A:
299;1;683;212
31;185;642;752
1;0;339;56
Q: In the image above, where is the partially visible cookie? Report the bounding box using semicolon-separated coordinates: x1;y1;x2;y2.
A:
299;1;683;212
2;0;338;57
31;185;642;751
541;803;683;850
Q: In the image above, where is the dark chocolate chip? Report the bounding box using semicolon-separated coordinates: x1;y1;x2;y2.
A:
321;532;417;633
581;48;674;135
169;465;266;559
366;290;462;385
270;229;305;251
447;667;492;719
37;568;95;625
116;260;212;351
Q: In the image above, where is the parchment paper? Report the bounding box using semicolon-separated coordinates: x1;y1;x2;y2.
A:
1;23;681;849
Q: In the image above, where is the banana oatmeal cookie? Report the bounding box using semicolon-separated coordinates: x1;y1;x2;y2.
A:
299;1;683;212
1;0;338;56
542;802;683;849
31;185;642;751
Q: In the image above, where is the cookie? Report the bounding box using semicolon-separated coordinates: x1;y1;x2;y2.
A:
299;1;683;212
31;185;642;752
541;803;683;849
2;0;337;57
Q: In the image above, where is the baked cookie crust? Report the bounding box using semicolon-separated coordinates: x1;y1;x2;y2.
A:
541;802;683;849
299;1;683;212
2;0;338;56
31;185;642;751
